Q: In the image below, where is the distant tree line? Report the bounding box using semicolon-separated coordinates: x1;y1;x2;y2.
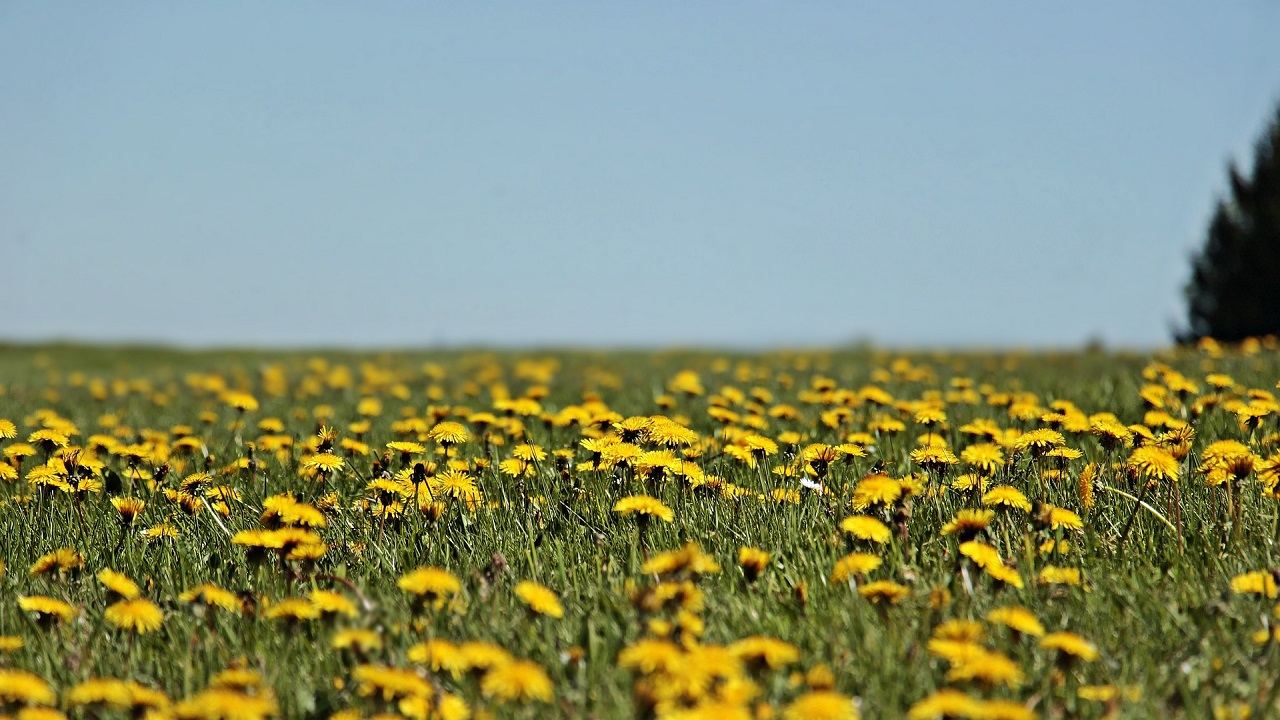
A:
1182;100;1280;343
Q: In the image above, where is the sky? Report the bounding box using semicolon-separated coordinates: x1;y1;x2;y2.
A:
2;3;1279;349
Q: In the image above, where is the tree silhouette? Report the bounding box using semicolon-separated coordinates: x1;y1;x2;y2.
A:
1183;101;1280;342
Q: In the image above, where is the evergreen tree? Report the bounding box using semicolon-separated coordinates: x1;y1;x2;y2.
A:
1183;102;1280;342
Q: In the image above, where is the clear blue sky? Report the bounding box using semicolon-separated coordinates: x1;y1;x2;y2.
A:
3;3;1278;348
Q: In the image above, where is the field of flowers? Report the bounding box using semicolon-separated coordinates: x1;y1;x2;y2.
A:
1;340;1279;719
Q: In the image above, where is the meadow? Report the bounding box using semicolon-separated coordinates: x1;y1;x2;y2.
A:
1;340;1278;720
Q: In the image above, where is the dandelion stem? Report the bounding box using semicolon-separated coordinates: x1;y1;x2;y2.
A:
201;497;232;538
1171;476;1184;557
1103;484;1176;551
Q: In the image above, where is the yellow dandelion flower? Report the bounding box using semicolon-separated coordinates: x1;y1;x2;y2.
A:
210;668;263;691
180;584;241;612
984;563;1025;588
1040;631;1099;662
355;397;381;416
1090;417;1131;445
646;419;700;447
982;485;1031;513
986;606;1044;636
104;599;164;634
1206;373;1235;389
851;474;902;510
457;641;514;673
309;590;357;618
260;495;327;528
945;647;1023;688
914;407;947;427
515;581;564;619
940;509;994;538
830;553;883;583
179;472;213;494
221;391;259;413
975;699;1035;720
141;523;179;541
18;596;76;625
27;429;69;451
910;446;959;470
1038;505;1084;531
1037;566;1082;587
926;638;983;664
0;669;57;706
741;433;779;456
958;540;1002;570
428;422;470;445
351;664;432;702
433;693;471;720
1230;571;1279;599
668;370;705;396
858;580;910;605
398;566;462;609
1045;446;1083;464
950;474;989;494
431;469;477;499
174;687;278;720
1078;463;1098;509
738;547;771;582
408;638;464;674
805;663;836;691
642;543;721;577
66;678;137;710
512;443;547;462
481;660;553;703
4;443;37;462
932;620;984;643
1013;428;1064;455
262;597;320;622
869;416;905;435
731;636;800;670
782;690;859;720
838;515;892;544
1127;445;1179;483
69;676;165;707
618;638;683;674
110;497;146;524
303;452;345;475
331;629;383;654
96;569;141;600
29;547;84;578
1078;684;1120;702
907;689;984;720
612;495;674;523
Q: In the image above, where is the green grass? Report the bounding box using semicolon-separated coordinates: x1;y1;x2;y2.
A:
1;342;1278;719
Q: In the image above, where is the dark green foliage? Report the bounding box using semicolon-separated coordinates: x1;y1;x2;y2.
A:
1184;101;1280;342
